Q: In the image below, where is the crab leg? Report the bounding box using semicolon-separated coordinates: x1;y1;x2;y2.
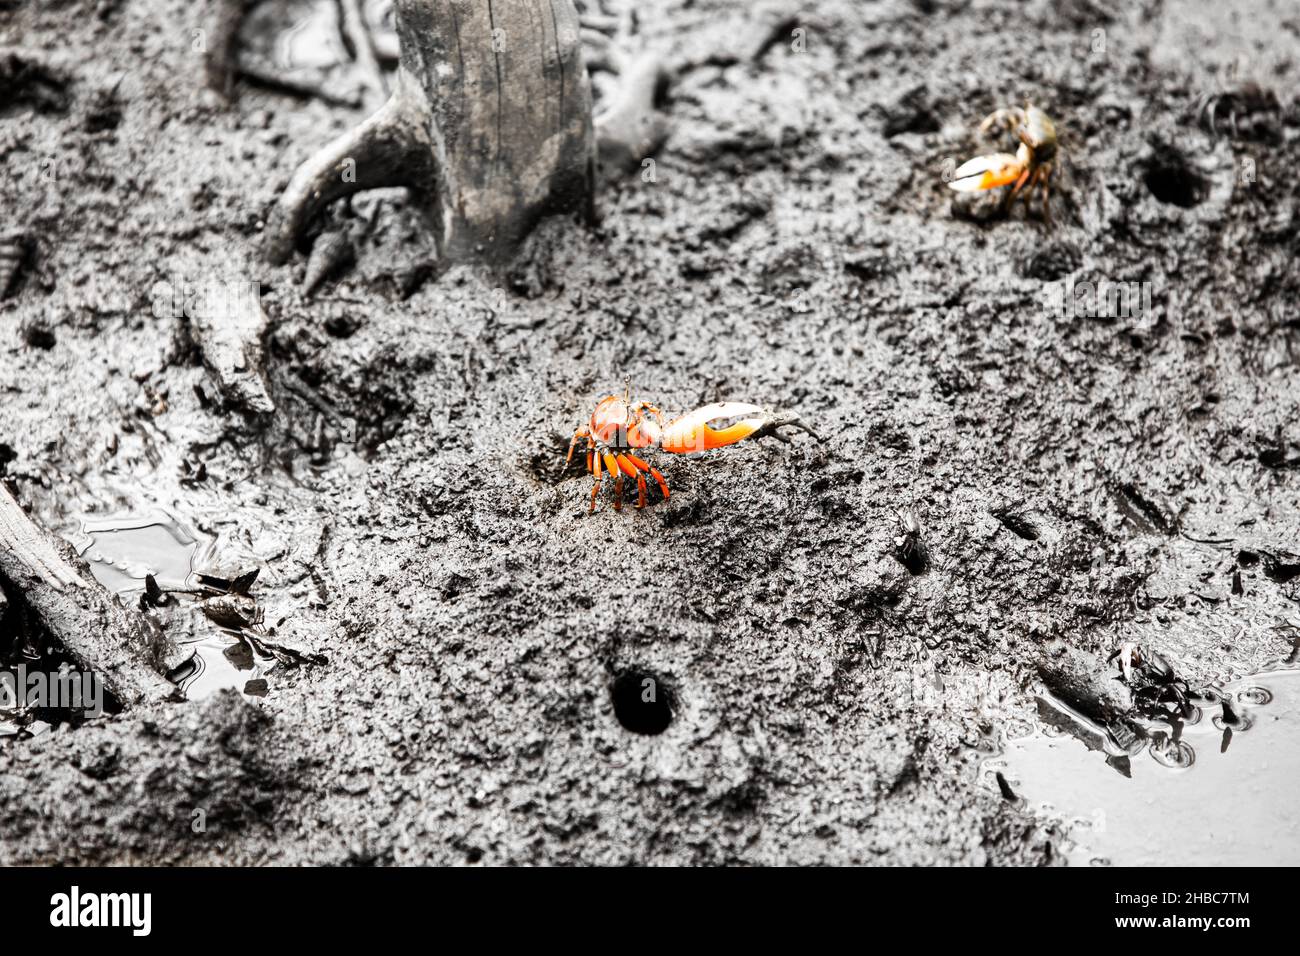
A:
567;424;591;465
602;452;623;512
615;454;646;509
1039;164;1053;224
1011;164;1032;197
589;450;604;512
649;466;670;499
625;452;670;500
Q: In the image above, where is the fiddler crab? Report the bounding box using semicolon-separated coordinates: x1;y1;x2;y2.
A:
1108;641;1194;719
949;104;1058;222
566;389;817;512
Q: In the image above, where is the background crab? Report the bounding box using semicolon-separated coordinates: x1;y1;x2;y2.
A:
1109;642;1195;720
949;103;1058;222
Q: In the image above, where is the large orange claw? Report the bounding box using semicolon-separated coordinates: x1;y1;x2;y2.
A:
948;152;1025;192
659;403;818;455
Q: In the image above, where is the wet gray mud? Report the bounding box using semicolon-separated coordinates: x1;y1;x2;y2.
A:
1;0;1298;864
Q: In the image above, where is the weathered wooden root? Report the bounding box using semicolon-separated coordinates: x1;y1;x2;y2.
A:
578;7;673;175
200;0;254;100
593;51;672;175
189;275;275;414
0;486;180;706
265;0;597;270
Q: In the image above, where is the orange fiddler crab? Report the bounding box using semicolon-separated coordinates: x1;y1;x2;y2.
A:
949;103;1058;222
566;387;816;512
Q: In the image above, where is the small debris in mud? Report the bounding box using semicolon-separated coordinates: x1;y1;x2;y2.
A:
83;78;124;132
179;459;208;486
74;514;313;702
1109;481;1178;535
893;509;928;575
0;233;33;299
303;228;357;297
994;771;1019;803
139;573;170;610
1107;641;1194;721
20;320;56;351
1021;240;1082;281
990;501;1043;542
880;84;941;138
187;275;276;414
1258;550;1300;584
199;592;262;630
196;568;260;596
1197;81;1282;142
1258;441;1300;470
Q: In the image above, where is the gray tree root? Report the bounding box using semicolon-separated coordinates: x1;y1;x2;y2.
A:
0;486;180;706
265;0;596;270
201;0;253;100
264;71;435;264
593;51;671;175
580;7;673;176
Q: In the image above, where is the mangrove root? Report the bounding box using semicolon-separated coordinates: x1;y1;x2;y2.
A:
264;0;597;271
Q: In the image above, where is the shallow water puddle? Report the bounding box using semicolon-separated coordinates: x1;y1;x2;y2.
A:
243;0;349;72
166;627;275;701
274;1;348;71
72;516;270;701
984;669;1300;866
73;516;199;593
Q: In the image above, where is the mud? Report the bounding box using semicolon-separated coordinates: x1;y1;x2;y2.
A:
0;0;1298;864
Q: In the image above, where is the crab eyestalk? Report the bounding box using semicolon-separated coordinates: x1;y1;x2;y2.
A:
658;403;818;455
264;0;597;270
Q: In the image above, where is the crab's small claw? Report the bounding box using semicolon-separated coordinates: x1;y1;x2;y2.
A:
659;403;818;455
748;412;820;445
979;107;1025;138
949;152;1024;192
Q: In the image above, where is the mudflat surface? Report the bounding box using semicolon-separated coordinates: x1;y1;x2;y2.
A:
1;0;1298;865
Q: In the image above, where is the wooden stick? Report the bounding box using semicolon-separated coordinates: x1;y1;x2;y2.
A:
0;486;179;706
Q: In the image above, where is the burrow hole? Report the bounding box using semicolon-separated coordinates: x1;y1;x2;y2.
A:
1144;151;1207;208
612;669;674;736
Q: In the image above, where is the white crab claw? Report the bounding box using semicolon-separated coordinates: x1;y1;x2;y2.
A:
948;152;1022;192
